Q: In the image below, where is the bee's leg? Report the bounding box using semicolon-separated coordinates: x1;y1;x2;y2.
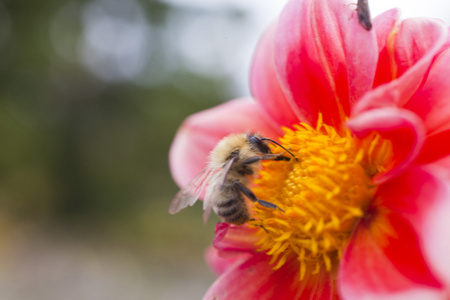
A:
249;219;269;233
259;138;297;160
261;153;291;161
234;181;285;212
242;154;290;165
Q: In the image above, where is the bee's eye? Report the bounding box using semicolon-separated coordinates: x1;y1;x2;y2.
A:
249;135;271;154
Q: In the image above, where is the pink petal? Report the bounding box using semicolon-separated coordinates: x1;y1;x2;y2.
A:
427;155;450;181
169;98;282;187
341;289;450;300
372;9;401;88
347;107;425;184
213;222;260;252
204;246;251;276
339;211;441;299
353;18;448;115
379;166;450;287
203;254;337;300
275;0;378;127
421;180;450;288
404;47;450;134
250;23;300;128
393;19;447;78
416;129;450;164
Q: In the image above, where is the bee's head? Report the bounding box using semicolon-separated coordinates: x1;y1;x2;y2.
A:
248;134;271;154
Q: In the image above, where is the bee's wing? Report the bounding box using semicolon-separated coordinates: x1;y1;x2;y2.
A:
169;166;218;215
219;156;237;185
202;191;214;224
203;156;236;223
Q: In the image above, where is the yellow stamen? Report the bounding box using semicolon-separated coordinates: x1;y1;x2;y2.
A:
249;117;393;278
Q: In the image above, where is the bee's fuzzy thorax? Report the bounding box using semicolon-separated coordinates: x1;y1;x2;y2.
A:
209;133;261;169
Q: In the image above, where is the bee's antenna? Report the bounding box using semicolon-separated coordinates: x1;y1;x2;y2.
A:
260;138;298;161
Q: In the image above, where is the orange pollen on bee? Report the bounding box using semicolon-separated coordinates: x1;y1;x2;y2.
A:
249;116;393;280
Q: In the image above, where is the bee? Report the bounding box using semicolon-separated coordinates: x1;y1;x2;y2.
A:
356;0;372;31
169;133;296;225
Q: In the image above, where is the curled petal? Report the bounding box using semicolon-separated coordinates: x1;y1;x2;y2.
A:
275;0;378;127
405;48;450;134
169;98;281;187
393;19;447;78
250;23;300;128
204;254;336;300
213;222;260;252
353;18;448;115
347;107;425;183
372;8;401;88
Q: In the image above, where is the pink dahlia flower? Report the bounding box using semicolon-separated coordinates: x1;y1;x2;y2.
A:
169;0;450;299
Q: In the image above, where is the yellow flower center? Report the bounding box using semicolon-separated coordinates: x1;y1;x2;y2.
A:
250;117;393;280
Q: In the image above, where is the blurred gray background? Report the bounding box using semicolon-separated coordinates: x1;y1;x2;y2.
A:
0;0;448;299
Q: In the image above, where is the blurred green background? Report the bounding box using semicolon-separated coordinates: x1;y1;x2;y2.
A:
0;0;263;298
